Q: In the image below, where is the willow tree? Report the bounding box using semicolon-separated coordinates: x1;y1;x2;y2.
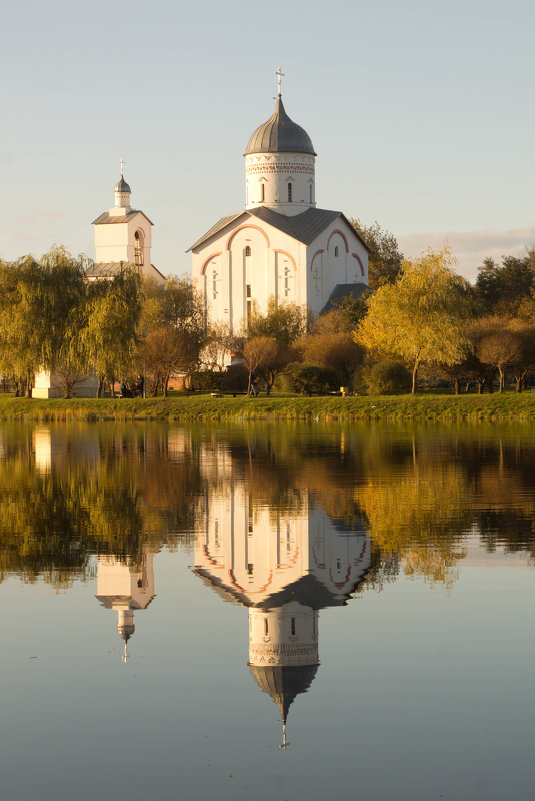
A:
0;247;88;394
355;248;471;393
79;270;142;396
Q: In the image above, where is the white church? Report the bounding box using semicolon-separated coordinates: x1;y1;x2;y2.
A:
190;72;370;330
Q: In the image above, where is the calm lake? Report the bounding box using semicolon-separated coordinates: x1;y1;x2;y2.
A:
1;422;534;800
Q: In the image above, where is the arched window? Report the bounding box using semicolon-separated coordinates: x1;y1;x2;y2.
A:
264;619;269;636
245;246;251;257
291;617;296;636
134;230;144;266
309;184;313;203
287;182;292;202
260;183;265;202
334;246;339;257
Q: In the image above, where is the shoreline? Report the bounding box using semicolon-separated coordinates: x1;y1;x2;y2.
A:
2;394;535;422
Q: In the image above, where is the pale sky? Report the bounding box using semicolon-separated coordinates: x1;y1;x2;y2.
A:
1;0;534;283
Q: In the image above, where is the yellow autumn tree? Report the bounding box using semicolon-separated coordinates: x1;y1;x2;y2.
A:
355;248;472;393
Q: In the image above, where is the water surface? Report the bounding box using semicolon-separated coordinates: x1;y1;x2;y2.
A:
1;422;534;800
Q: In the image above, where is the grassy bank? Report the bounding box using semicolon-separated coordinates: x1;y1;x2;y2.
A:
2;392;535;422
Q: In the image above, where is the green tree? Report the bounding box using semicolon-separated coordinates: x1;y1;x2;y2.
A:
247;297;307;344
350;219;404;290
0;247;89;395
355;248;471;393
474;250;535;316
80;270;142;396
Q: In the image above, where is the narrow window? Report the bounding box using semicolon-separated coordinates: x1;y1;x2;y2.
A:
134;230;144;266
309;184;313;203
247;563;253;575
260;183;265;202
245;245;251;257
212;270;217;300
284;266;290;297
264;619;269;635
246;284;251;298
287;182;292;202
334;246;339;257
291;617;296;635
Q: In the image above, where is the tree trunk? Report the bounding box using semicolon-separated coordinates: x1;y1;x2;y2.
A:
164;374;169;397
411;363;418;394
152;377;159;397
498;368;503;392
516;377;522;393
454;377;460;395
464;380;471;393
477;378;485;394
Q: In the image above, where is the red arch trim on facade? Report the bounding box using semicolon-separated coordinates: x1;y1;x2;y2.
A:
352;252;365;276
310;248;325;271
200;251;222;276
225;224;270;250
327;228;349;253
274;249;297;271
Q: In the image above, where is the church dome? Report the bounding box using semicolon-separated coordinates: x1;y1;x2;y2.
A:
245;96;316;156
249;664;318;722
114;176;131;193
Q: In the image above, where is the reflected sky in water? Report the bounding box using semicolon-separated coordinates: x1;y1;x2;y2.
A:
0;423;534;800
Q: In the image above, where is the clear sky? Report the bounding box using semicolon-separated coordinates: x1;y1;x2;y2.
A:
1;0;534;282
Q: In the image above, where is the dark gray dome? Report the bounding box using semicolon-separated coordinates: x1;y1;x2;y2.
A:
114;176;131;193
249;664;318;722
245;96;316;156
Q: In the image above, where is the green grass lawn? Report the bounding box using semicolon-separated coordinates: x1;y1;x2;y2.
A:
2;391;535;422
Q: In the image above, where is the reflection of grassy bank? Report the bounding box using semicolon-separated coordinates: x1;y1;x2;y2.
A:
2;393;535;422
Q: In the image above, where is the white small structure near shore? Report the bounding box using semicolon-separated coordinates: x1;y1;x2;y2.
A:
33;168;163;398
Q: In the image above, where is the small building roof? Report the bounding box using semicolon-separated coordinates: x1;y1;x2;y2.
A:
92;209;154;226
245;96;316;156
86;261;165;280
188;207;371;253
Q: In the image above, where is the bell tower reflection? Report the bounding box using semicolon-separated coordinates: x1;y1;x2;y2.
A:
96;549;155;661
195;478;370;745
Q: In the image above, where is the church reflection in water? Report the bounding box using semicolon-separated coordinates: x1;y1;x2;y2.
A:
193;452;370;747
96;551;155;662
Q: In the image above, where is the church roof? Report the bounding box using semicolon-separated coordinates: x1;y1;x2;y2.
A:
86;262;164;280
86;261;135;277
92;210;154;225
245;96;316;156
249;664;319;722
187;213;244;251
188;208;370;252
193;568;357;610
320;282;370;314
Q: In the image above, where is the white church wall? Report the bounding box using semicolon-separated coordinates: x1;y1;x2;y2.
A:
94;212;152;272
307;219;369;314
193;219;306;331
245;152;315;216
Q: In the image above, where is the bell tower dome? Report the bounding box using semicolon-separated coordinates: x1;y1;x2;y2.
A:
244;70;316;217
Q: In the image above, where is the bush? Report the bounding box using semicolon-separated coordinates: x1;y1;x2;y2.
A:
281;363;341;396
363;360;411;395
190;365;249;392
220;364;249;392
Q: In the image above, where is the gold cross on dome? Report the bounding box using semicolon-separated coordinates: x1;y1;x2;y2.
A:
119;157;126;177
275;66;285;96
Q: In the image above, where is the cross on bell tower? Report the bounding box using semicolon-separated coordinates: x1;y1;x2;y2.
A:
275;66;285;97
